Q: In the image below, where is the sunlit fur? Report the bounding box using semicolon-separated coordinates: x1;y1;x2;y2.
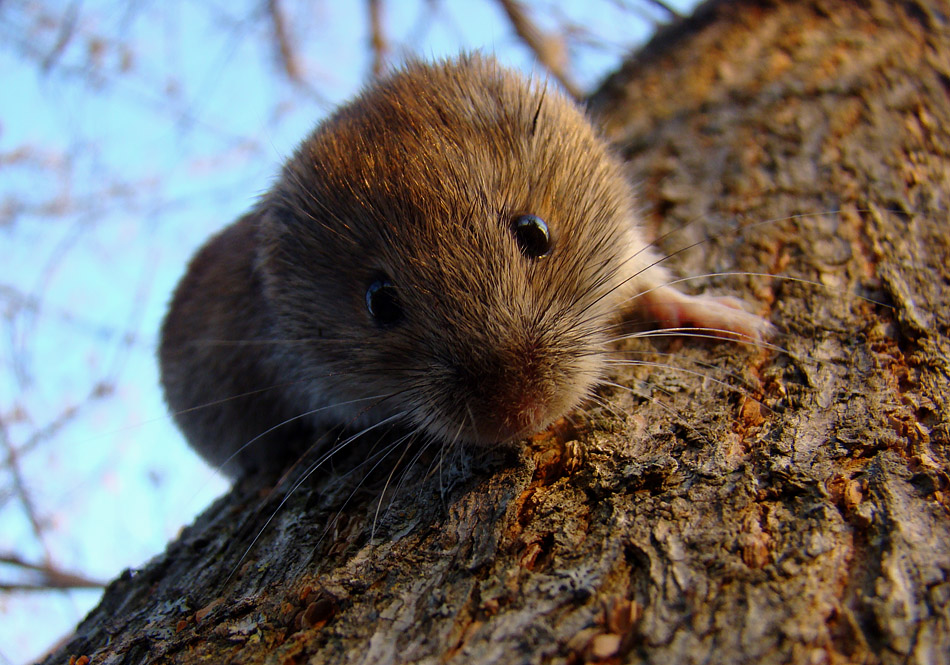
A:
259;57;646;444
160;55;769;477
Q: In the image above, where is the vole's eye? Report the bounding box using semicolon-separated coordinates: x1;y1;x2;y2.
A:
365;277;402;326
512;214;552;258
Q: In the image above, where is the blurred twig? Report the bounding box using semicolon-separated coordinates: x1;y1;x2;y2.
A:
266;0;301;83
642;0;682;19
0;554;105;591
1;382;115;468
368;0;388;79
0;421;51;566
497;0;582;99
40;0;80;71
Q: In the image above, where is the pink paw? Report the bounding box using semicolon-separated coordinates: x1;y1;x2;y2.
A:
645;291;773;342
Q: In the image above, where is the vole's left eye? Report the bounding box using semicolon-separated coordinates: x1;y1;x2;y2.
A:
511;214;552;258
365;277;402;327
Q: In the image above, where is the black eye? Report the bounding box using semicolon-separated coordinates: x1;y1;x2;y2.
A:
365;277;402;326
511;214;552;258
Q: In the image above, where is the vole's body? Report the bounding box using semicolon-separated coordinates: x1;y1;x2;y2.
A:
159;56;769;478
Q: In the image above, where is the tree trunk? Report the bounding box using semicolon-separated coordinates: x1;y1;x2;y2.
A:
46;1;950;663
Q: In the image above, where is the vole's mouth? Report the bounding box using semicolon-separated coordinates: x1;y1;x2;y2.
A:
412;333;605;448
422;388;574;447
484;393;553;443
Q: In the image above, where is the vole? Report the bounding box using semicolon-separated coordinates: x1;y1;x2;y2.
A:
159;55;770;478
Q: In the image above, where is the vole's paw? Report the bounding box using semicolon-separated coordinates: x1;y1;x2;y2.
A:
639;287;774;343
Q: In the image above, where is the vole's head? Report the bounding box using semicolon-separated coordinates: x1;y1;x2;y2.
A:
258;55;643;445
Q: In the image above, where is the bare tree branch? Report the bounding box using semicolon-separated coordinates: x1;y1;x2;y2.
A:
0;554;106;591
640;0;681;20
368;0;388;79
0;421;51;565
497;0;582;99
40;0;81;72
266;0;302;83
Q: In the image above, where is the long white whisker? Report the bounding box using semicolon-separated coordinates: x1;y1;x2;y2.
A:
370;434;418;543
211;394;391;479
625;271;893;309
224;411;408;583
604;350;767;392
606;359;771;413
615;327;788;354
599;379;712;446
309;431;417;551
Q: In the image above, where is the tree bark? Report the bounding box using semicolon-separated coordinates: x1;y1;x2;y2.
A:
46;1;950;663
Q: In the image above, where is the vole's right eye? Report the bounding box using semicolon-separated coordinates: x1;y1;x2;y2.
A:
512;214;552;258
365;277;402;327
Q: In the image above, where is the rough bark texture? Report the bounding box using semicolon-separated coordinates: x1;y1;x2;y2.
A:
46;1;950;663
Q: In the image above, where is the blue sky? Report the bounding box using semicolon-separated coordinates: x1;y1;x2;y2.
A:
0;1;698;662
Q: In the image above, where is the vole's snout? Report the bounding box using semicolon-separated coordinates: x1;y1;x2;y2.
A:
449;332;571;443
500;392;550;441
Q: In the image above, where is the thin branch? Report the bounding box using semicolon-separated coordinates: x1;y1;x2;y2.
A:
368;0;388;79
0;420;52;565
0;553;106;590
40;0;81;72
3;381;114;467
497;0;583;100
641;0;682;20
266;0;302;83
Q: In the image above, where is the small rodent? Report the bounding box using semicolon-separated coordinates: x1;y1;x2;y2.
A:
159;55;770;478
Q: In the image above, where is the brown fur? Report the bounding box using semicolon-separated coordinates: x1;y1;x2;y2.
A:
159;55;769;477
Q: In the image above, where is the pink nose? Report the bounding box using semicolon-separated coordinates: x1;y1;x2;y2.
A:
496;393;548;441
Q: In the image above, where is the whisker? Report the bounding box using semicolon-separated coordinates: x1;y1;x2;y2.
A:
582;391;631;428
370;433;423;542
598;379;715;447
223;410;409;583
432;417;471;503
211;394;391;480
173;379;314;418
624;271;893;310
606;359;773;414
187;338;328;348
308;430;419;551
615;327;788;354
605;349;768;393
